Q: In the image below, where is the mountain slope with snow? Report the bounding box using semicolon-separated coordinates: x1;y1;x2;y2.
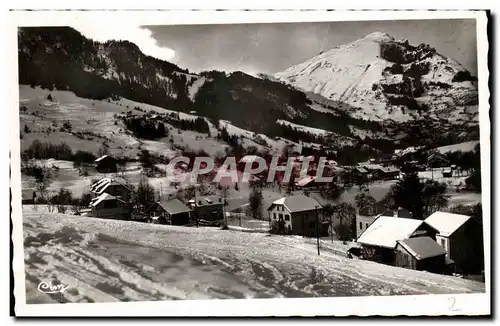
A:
275;32;478;123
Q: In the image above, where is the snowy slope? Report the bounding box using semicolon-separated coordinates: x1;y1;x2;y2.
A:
22;211;484;303
434;140;480;154
275;32;478;123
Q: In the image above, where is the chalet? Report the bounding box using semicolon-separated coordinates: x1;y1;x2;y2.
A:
90;178;133;202
372;166;401;180
424;211;484;274
189;195;224;222
22;189;37;205
145;199;191;225
94;155;118;173
355;204;388;238
267;195;327;237
356;215;438;265
356;206;413;238
395;237;447;274
294;176;325;190
90;193;130;220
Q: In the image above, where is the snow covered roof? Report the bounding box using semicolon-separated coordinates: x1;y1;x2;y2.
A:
239;155;262;163
397;237;446;260
376;166;400;174
268;195;321;213
94;155;116;163
424;211;472;237
90;193;125;207
90;178;131;194
192;195;223;207
357;216;424;249
295;176;316;187
394;146;421;157
90;178;112;193
358;163;384;171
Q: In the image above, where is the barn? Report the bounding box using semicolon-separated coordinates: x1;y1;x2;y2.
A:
145;199;192;226
94;155;118;173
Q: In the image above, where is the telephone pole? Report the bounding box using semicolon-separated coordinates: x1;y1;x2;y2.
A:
330;213;333;243
316;205;320;256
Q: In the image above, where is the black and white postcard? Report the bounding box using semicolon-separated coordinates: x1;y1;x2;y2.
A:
10;10;490;317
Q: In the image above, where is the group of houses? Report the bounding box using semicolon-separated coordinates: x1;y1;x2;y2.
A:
350;161;401;182
355;205;483;275
87;176;226;226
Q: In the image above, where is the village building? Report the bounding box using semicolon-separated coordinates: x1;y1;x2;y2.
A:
394;236;447;274
294;175;327;191
379;153;395;166
424;211;484;274
90;178;133;202
427;153;450;169
188;195;224;222
145;199;192;225
372;166;401;180
266;195;327;237
356;206;413;238
356;215;438;265
94;155;118;173
351;166;370;181
22;189;37;205
90;193;130;220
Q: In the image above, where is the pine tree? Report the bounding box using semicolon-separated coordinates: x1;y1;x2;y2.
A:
248;187;263;220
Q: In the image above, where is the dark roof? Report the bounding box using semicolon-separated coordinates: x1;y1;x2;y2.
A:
397;236;447;260
380;208;413;219
358;204;387;217
157;199;191;215
267;195;321;213
355;167;368;174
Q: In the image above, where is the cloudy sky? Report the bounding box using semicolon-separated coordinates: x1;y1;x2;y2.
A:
76;19;477;76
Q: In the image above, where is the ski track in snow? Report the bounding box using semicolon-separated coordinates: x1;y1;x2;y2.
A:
22;211;485;303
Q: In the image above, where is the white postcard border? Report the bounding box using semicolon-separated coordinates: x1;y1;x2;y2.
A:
9;9;490;317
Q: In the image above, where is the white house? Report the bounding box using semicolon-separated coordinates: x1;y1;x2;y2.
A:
266;195;325;236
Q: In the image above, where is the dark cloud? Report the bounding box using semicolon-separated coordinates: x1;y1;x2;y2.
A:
146;19;477;75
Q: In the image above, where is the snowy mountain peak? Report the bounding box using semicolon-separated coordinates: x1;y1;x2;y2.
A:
360;31;395;43
275;32;478;123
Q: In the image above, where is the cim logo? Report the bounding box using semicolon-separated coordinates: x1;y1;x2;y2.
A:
37;281;71;294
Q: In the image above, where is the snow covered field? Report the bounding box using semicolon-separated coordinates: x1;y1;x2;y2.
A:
22;210;484;304
434;141;480;154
